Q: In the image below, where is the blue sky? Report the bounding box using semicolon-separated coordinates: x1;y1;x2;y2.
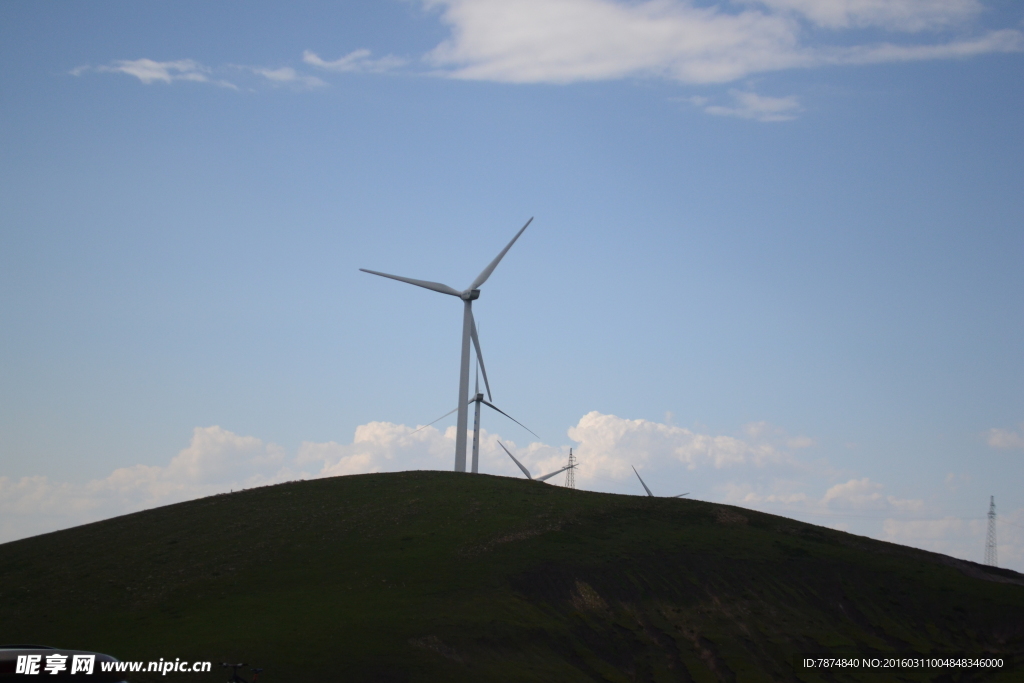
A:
2;0;1023;569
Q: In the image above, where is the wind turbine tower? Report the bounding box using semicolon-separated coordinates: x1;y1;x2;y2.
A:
985;495;997;567
361;218;532;472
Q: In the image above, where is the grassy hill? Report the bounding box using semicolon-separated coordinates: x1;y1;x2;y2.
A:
1;471;1022;682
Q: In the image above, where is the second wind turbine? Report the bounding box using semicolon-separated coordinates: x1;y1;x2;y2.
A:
360;218;533;473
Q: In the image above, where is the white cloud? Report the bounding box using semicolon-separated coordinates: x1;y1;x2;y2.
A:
75;59;328;90
251;66;326;88
721;476;924;514
824;28;1024;64
567;412;794;482
302;49;406;73
986;424;1024;450
423;0;807;84
748;0;982;31
91;59;235;87
420;0;1022;86
693;88;803;120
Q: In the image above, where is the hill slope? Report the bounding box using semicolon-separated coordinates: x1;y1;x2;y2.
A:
1;471;1022;682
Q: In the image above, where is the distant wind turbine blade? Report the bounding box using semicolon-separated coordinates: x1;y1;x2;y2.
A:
534;465;571;482
498;440;531;479
359;269;462;297
632;466;654;497
481;400;540;440
469;310;492;401
673;493;690;498
468;218;533;291
409;406;460;435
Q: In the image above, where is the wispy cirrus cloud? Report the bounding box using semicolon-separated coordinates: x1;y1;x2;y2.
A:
249;66;327;89
74;50;399;90
686;89;803;121
302;49;406;73
748;0;983;31
75;58;239;89
73;58;331;90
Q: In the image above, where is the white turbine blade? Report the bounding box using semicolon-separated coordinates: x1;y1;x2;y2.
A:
359;269;462;297
481;400;540;439
409;406;459;435
632;466;654;497
535;465;571;482
468;310;492;401
498;440;531;479
673;493;690;498
468;217;533;291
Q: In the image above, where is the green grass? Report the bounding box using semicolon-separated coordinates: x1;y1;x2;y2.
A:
2;471;1022;682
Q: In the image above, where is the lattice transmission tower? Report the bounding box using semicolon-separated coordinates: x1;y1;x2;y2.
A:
985;495;997;567
564;448;576;489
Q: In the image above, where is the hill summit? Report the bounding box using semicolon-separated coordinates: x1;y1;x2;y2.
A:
2;471;1022;682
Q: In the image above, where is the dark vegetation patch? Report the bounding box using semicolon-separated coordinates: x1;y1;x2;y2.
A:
1;471;1021;682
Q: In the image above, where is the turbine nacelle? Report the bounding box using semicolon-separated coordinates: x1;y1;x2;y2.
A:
461;289;481;301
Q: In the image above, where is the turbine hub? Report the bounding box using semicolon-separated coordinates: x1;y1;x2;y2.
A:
461;289;481;301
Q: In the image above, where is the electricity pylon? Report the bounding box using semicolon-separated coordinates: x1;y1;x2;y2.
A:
985;495;997;567
564;449;576;489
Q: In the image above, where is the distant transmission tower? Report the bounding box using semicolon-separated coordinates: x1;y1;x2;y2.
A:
564;449;576;489
985;496;997;567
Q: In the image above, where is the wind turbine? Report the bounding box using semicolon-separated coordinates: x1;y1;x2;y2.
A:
632;466;688;498
360;218;533;472
409;359;539;473
499;441;574;483
468;340;539;473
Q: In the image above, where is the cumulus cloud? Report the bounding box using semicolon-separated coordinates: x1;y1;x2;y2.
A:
568;412;794;483
302;49;406;73
986;424;1024;450
721;476;924;515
